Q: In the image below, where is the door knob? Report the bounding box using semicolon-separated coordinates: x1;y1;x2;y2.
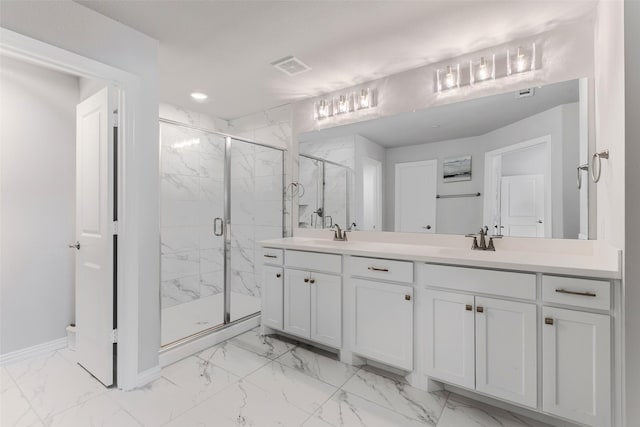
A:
276;273;281;278
68;242;80;250
538;220;543;224
423;225;431;230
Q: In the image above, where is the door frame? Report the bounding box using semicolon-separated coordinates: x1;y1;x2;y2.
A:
0;28;140;389
394;159;437;232
483;136;552;237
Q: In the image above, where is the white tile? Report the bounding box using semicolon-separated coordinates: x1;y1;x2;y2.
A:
229;328;295;359
200;247;224;274
197;341;271;377
437;394;551;427
1;385;43;427
314;390;429;427
48;393;141;427
161;226;201;254
254;200;284;227
199;177;223;202
341;368;448;425
161;173;200;201
276;346;359;388
198;150;224;180
254;175;284;201
162;146;201;176
162;356;240;404
109;377;198;427
254;150;284;177
5;352;106;420
162;399;238;427
230;245;254;274
1;366;15;393
301;415;334;427
162;275;200;308
245;361;337;414
162;250;199;281
230;270;258;297
199;271;224;298
203;379;310;427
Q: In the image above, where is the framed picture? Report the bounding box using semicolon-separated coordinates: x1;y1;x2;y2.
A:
443;155;472;182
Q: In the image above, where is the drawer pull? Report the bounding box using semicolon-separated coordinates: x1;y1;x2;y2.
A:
545;317;554;325
276;273;281;278
555;289;597;297
264;254;277;258
476;306;484;313
310;279;315;284
304;278;309;283
405;294;411;301
465;304;473;311
368;266;389;272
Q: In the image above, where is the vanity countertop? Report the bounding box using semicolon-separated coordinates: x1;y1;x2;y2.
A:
259;234;622;280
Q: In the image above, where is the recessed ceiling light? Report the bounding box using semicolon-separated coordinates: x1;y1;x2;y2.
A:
190;92;208;101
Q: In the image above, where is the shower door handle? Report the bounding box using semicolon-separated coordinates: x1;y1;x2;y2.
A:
213;217;224;236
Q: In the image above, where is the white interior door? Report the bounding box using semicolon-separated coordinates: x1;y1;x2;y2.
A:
500;174;545;237
395;160;437;233
362;157;382;231
75;87;116;386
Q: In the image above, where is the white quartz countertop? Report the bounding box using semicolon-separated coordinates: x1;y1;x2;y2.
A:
258;235;622;280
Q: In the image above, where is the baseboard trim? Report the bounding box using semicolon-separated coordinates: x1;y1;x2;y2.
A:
0;337;68;366
158;315;260;368
134;365;162;389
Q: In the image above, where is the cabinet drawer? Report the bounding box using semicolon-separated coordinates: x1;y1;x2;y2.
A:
542;276;611;311
349;256;414;283
262;248;284;265
286;250;341;274
421;264;536;300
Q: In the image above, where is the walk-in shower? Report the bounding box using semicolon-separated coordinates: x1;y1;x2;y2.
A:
297;153;351;229
159;120;284;346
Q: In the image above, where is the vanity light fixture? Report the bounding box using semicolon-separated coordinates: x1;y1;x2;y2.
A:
190;92;208;101
507;43;536;76
436;64;460;92
313;88;374;121
470;55;495;85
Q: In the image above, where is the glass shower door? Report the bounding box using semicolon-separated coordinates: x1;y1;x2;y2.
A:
160;122;226;346
228;139;284;322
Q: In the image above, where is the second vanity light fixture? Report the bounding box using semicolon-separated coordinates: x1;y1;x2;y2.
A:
437;43;536;92
314;88;374;120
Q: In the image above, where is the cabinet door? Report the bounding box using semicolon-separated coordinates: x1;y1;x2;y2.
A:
542;307;611;427
310;272;342;348
424;290;475;389
284;269;311;339
352;278;413;370
475;297;537;408
262;266;284;330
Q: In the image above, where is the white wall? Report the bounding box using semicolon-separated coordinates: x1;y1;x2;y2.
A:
0;55;78;353
385;104;580;237
0;2;160;375
625;1;639;424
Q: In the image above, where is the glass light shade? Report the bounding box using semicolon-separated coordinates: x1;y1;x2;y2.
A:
507;43;536;75
357;88;371;109
315;99;330;120
437;64;460;92
470;55;495;85
336;94;349;114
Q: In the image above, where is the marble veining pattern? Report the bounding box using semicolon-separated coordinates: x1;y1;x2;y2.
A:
1;327;552;427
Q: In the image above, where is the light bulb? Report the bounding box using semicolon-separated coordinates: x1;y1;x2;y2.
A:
317;100;328;119
338;95;348;114
359;89;370;109
516;47;526;72
445;66;455;88
477;57;488;81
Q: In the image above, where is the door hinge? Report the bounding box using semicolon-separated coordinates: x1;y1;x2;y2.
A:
111;221;119;235
113;109;119;127
111;329;118;343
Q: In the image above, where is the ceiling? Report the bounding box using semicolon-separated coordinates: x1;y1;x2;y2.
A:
79;1;596;120
299;79;579;147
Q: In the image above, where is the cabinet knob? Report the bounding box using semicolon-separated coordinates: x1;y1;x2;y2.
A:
545;317;554;325
405;294;411;301
310;279;315;284
304;278;309;283
476;306;484;313
276;273;281;278
465;304;473;311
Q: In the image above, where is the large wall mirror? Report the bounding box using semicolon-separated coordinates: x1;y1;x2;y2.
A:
296;78;594;239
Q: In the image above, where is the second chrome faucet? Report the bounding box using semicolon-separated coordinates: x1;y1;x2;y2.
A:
333;224;348;241
466;227;501;251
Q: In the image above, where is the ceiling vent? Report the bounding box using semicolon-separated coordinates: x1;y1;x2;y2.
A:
516;88;535;99
271;56;311;76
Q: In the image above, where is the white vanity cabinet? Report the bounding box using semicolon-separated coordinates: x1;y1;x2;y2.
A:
423;265;538;408
261;248;284;330
352;278;414;370
283;251;342;348
424;290;537;407
541;275;612;427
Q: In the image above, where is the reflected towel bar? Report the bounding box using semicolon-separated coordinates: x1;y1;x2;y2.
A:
436;192;481;199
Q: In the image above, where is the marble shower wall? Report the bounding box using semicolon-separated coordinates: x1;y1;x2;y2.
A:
160;122;226;309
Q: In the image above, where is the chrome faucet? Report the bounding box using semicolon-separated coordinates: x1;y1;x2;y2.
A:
466;226;501;251
333;224;348;241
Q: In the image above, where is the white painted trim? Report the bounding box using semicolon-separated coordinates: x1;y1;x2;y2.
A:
135;365;162;388
483;136;552;237
0;338;67;366
158;316;260;368
0;28;143;390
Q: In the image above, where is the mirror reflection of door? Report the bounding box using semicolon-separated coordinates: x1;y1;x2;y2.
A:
500;175;545;237
395;160;437;233
361;157;382;231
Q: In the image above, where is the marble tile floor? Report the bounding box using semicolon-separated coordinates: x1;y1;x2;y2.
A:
0;328;552;427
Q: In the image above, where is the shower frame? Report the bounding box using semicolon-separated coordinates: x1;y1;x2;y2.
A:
159;118;286;351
